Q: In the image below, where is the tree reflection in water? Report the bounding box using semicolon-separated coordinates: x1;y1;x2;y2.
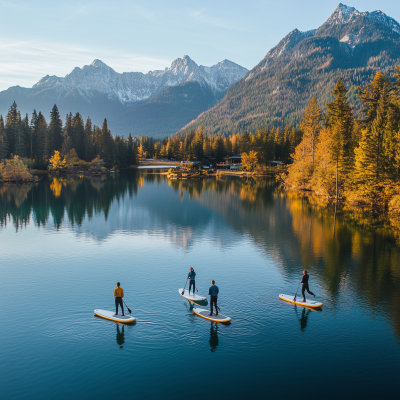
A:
1;171;400;341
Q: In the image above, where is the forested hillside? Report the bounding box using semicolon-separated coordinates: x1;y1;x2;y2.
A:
283;67;400;208
179;4;400;135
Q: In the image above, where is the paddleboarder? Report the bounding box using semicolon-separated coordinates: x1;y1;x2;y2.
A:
114;282;125;316
300;270;315;303
209;280;219;316
187;267;196;295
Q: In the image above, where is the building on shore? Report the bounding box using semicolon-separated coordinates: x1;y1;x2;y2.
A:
224;155;242;165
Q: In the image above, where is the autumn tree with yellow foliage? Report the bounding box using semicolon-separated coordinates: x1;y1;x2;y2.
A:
0;156;34;182
241;151;258;171
49;151;66;170
284;68;400;209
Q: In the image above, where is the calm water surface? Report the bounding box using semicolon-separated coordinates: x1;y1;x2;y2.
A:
1;170;399;399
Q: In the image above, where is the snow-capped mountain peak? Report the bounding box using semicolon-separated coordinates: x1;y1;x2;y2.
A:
27;57;248;105
90;59;109;68
324;3;400;34
327;4;359;24
246;3;400;82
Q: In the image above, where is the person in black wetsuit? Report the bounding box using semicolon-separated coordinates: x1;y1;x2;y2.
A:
187;267;196;295
300;270;315;302
209;280;219;316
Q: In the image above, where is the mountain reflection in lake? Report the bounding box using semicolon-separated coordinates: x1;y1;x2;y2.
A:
1;169;399;399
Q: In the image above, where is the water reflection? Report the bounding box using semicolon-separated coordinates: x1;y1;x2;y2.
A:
296;307;311;332
209;323;219;352
1;171;400;341
116;325;125;348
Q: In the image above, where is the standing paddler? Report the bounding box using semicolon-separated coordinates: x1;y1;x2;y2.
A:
114;282;125;316
187;267;196;295
300;270;315;303
209;280;219;316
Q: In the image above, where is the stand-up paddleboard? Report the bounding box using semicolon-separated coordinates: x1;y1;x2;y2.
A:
192;307;231;323
94;309;136;323
279;294;323;308
178;289;206;302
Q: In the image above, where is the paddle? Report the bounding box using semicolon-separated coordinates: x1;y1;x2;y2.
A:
181;279;188;295
293;281;301;303
122;300;132;314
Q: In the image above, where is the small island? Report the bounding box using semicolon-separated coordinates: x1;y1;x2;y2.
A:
167;162;212;180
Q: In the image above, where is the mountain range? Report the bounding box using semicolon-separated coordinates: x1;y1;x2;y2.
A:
0;56;248;137
180;3;400;135
1;3;399;139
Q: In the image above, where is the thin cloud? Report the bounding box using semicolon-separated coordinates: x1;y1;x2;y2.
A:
0;39;171;91
188;8;246;31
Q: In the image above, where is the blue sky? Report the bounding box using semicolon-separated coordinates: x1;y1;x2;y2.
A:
0;0;399;91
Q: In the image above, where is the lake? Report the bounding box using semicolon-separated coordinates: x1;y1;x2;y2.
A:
1;169;399;399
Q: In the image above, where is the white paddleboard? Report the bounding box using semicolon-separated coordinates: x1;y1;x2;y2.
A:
178;288;206;301
192;307;231;323
94;309;136;323
279;294;323;308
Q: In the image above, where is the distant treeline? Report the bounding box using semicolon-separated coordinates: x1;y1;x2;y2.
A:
0;104;138;168
137;125;303;164
0;101;303;168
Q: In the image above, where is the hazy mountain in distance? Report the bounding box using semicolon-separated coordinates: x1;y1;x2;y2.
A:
0;56;248;137
179;3;400;135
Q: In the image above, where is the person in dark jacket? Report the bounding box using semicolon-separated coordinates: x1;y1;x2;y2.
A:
187;267;196;295
208;280;219;316
300;270;315;302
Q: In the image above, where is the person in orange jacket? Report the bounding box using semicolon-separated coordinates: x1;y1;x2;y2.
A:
114;282;124;316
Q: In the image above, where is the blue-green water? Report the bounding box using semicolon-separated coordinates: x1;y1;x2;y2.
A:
1;170;399;399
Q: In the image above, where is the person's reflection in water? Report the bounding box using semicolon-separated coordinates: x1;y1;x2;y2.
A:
209;322;219;352
299;307;311;332
116;324;125;348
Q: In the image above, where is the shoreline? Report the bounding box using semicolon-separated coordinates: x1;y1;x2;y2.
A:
280;183;400;214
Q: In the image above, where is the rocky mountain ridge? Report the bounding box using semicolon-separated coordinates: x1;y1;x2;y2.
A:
7;56;248;105
247;3;400;81
0;56;248;137
181;3;400;135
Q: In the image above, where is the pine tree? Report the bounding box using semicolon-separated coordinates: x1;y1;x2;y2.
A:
48;105;63;155
352;94;388;206
5;101;19;156
63;113;73;155
357;71;392;127
126;134;136;165
20;115;31;157
300;97;322;169
35;112;48;162
30;110;38;158
100;119;113;167
239;131;251;154
326;78;354;198
213;134;225;163
71;113;85;159
84;117;94;161
0;115;8;164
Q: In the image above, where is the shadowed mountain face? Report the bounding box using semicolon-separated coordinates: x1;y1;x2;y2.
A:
0;56;248;138
180;3;400;135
